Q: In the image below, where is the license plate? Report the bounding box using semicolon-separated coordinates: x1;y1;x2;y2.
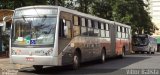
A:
26;57;34;62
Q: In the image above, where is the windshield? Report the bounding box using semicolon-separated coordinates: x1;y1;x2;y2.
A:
11;17;57;46
133;37;149;46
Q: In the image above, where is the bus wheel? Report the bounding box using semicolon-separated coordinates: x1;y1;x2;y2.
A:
33;65;43;71
119;48;125;58
147;51;151;54
141;51;144;54
135;51;139;54
147;48;151;54
151;49;155;54
101;50;106;63
151;52;154;54
72;51;80;69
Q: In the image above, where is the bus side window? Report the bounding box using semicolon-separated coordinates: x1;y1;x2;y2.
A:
59;19;71;38
73;16;80;36
59;19;63;37
65;20;71;38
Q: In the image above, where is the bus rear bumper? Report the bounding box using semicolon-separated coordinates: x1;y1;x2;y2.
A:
10;55;59;66
133;49;149;52
133;47;149;52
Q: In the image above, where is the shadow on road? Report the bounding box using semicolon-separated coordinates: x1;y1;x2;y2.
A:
19;56;150;75
130;53;160;56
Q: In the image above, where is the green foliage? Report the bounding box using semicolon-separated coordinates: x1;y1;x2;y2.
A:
91;0;157;35
92;0;113;20
0;0;157;35
76;0;93;13
23;0;47;6
0;0;14;9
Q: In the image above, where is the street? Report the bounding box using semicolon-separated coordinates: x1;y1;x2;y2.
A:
1;53;160;75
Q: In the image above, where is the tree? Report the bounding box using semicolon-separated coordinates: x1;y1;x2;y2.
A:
91;0;113;20
92;0;157;35
0;0;157;35
77;0;93;13
47;0;65;6
127;0;157;35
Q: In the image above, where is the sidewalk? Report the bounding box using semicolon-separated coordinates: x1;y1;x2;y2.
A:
0;51;32;71
0;51;9;59
0;58;32;70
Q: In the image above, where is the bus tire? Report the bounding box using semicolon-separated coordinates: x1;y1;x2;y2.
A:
141;51;144;54
101;50;106;63
72;51;80;70
33;65;43;71
151;49;155;54
135;51;139;54
147;48;152;54
119;47;125;58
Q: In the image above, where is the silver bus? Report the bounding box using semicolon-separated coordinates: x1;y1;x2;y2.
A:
10;5;131;70
132;34;157;54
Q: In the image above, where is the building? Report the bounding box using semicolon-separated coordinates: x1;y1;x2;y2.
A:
149;0;160;35
148;0;160;51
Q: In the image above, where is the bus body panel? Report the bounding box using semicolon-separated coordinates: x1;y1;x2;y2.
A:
10;47;60;65
116;38;130;55
115;24;131;55
60;36;111;65
11;55;58;65
110;24;116;56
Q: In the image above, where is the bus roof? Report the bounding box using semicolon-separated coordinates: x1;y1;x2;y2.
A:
15;5;131;28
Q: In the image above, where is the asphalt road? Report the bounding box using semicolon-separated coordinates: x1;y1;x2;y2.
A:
3;53;160;75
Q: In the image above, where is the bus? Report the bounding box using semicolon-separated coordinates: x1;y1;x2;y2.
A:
10;5;131;70
132;34;157;54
